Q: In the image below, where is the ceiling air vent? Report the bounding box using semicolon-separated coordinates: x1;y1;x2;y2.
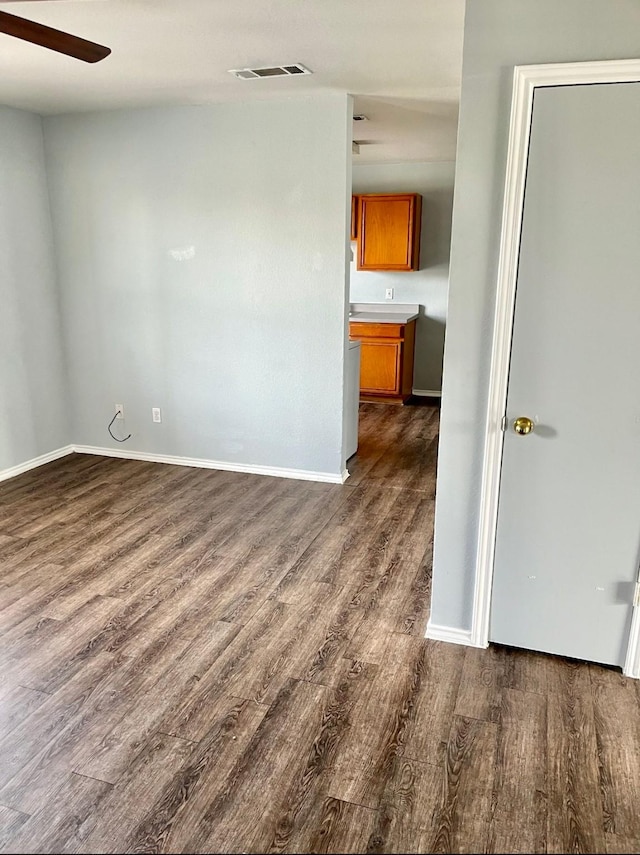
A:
228;63;313;80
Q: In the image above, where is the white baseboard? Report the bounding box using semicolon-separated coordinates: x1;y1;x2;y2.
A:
0;445;74;484
73;445;348;485
0;444;348;487
412;389;442;398
425;620;478;647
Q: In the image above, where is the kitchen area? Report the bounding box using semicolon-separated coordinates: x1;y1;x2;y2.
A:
345;163;454;465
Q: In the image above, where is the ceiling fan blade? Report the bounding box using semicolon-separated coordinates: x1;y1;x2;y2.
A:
0;10;110;62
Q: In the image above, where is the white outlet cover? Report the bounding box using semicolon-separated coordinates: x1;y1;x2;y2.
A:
115;404;124;419
152;407;162;423
385;288;394;300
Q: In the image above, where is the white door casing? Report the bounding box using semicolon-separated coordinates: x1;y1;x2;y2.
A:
471;59;640;677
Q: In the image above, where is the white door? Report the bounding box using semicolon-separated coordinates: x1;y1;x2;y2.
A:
490;81;640;667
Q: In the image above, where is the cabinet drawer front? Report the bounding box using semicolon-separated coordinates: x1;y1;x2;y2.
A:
349;322;404;339
360;341;401;394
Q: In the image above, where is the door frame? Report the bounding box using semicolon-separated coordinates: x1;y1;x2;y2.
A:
471;58;640;678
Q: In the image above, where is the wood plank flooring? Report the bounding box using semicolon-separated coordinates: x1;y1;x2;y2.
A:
1;401;640;853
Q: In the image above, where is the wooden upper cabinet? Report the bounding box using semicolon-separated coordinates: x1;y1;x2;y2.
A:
350;195;359;241
356;193;422;271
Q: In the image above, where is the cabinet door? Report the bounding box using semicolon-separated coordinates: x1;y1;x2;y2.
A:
360;341;401;394
350;195;359;241
357;194;421;271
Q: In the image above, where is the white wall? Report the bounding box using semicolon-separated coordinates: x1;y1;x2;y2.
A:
350;162;454;393
431;0;640;631
44;96;352;478
0;106;70;472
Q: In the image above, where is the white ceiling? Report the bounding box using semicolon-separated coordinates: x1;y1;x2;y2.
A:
0;0;465;163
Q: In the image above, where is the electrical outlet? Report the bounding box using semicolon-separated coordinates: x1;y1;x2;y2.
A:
152;407;162;423
115;404;124;420
385;288;394;301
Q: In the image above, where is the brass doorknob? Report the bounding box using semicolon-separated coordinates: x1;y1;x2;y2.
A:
513;416;534;436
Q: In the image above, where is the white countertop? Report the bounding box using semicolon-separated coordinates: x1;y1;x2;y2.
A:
349;302;420;324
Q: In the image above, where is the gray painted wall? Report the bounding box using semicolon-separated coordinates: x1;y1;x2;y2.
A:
350;162;454;393
0;106;70;471
431;0;640;630
44;96;351;477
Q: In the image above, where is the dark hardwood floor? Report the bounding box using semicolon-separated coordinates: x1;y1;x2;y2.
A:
1;401;639;853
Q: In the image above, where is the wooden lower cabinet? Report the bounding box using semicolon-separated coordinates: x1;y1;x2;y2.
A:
348;319;416;404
